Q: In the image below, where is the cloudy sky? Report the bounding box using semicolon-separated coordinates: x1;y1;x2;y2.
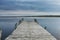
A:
0;0;60;12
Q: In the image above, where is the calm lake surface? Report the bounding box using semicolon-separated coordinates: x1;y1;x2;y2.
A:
0;17;60;40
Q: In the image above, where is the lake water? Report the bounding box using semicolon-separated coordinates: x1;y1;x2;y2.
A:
37;17;60;40
0;17;60;40
0;18;20;40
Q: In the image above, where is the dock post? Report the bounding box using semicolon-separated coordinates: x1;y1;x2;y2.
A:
34;19;37;22
15;23;17;30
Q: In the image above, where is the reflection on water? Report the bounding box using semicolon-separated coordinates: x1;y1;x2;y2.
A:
0;17;60;40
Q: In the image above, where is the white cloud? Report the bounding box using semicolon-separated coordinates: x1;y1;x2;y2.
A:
44;0;60;5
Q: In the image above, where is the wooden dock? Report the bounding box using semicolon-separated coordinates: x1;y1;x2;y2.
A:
5;20;57;40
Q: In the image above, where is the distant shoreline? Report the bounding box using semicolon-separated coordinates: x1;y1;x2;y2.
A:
0;10;60;16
